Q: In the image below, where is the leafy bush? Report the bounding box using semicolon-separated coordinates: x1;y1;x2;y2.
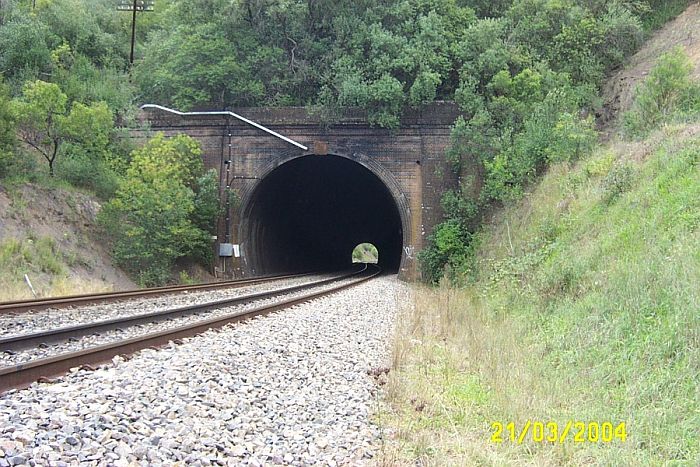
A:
584;151;616;177
55;148;119;199
601;162;635;203
101;134;219;286
623;48;700;138
419;219;473;284
13;80;115;177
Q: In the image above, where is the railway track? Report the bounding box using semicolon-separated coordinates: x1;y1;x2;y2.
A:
0;271;320;314
0;265;381;393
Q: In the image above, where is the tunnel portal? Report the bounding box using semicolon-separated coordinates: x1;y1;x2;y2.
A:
240;155;404;275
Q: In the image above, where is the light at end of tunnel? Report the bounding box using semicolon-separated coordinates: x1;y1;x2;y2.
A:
352;243;379;264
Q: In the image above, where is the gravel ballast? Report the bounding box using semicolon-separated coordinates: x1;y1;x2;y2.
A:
0;273;341;338
0;275;406;466
0;274;371;367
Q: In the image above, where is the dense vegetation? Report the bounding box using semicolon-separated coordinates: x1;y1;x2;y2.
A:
99;134;220;286
382;53;700;463
0;0;221;284
0;0;694;286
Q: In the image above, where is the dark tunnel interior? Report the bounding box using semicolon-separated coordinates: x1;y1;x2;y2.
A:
241;155;404;274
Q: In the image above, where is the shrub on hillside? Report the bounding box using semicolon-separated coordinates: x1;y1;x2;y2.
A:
418;219;474;284
55;148;119;199
623;47;700;138
601;161;635;203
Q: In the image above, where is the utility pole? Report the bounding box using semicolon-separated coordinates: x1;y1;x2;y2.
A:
117;0;154;66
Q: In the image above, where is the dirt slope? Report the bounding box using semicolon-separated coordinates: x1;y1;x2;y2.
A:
601;2;700;127
0;182;135;298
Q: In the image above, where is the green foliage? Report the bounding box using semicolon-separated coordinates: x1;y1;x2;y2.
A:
0;16;53;90
13;80;115;178
131;0;480;128
134;25;265;110
0;80;17;178
466;0;513;18
62;101;113;155
420;0;648;280
419;219;473;284
0;0;668;134
0;0;134;117
191;170;222;234
101;134;218;286
546;112;597;162
441;189;478;224
55;148;119;199
623;48;700;138
56;55;135;118
601;161;635;203
12;80;68;176
190;169;222;265
583;151;616;177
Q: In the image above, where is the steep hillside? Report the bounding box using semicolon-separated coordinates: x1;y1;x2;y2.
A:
382;107;699;467
381;5;700;465
0;183;135;300
601;2;700;127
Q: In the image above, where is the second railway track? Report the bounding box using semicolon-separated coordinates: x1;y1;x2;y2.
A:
0;271;320;314
0;265;381;393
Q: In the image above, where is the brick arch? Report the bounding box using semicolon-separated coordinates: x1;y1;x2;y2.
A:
236;149;412;273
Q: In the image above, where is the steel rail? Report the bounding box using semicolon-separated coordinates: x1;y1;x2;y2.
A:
0;267;364;352
0;271;320;314
0;265;381;393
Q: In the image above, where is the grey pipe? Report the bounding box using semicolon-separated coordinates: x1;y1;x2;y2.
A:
140;103;309;151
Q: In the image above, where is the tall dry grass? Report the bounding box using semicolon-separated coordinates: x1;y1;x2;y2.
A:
377;125;700;465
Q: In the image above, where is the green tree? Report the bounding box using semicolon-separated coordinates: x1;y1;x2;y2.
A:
13;80;114;176
13;80;68;176
623;47;700;137
62;101;113;157
101;134;219;285
0;80;17;177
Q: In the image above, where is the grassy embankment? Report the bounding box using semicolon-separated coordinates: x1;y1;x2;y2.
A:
0;236;111;301
0;180;114;301
379;121;699;464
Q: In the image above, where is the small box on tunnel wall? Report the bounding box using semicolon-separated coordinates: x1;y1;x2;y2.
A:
219;243;233;257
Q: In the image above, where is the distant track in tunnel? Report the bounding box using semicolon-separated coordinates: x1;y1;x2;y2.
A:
0;264;381;393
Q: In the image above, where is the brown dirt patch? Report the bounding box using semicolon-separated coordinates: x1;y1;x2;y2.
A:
0;182;136;293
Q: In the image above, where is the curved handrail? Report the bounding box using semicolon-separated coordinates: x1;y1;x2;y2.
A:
140;103;309;151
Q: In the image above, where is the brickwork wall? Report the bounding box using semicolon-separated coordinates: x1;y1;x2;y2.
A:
132;102;464;280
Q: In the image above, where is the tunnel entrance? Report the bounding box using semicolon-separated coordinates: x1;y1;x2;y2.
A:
352;243;379;264
240;155;404;275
